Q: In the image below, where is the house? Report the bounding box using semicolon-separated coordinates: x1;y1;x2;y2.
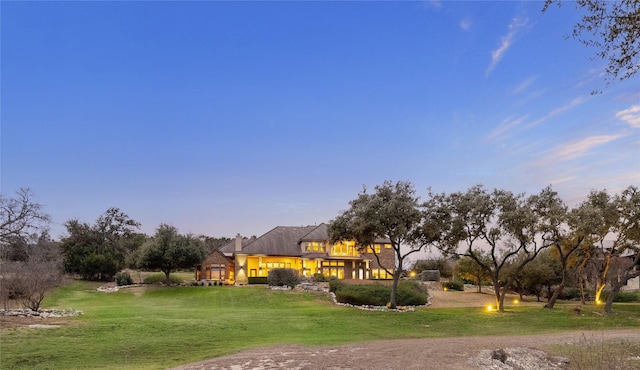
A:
196;223;395;286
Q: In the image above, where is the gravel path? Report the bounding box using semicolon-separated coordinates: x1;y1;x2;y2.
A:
170;329;640;370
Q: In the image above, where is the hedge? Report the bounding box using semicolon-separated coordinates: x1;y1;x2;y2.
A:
248;277;268;285
333;280;429;306
441;281;464;291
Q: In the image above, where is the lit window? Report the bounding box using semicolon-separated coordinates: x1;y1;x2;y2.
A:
330;241;358;256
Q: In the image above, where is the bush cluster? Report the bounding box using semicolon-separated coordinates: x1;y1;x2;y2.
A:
267;268;301;288
441;281;464;291
143;273;183;285
328;278;345;293
333;280;429;306
601;291;640;302
311;273;326;282
115;271;133;286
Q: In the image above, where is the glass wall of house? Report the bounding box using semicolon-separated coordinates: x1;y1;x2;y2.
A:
246;256;302;277
303;241;327;253
301;259;320;277
329;241;359;257
321;260;345;279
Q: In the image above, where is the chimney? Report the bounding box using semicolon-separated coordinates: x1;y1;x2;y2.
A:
235;233;242;252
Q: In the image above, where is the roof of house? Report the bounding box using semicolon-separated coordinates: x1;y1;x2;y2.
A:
241;225;319;256
217;223;392;258
300;223;329;242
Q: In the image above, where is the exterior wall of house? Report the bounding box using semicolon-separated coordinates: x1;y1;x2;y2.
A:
362;243;395;279
196;251;234;284
232;242;395;284
234;253;248;285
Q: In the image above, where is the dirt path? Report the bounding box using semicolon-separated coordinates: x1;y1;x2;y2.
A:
171;329;640;370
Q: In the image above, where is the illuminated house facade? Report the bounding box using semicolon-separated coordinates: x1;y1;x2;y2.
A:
196;223;395;286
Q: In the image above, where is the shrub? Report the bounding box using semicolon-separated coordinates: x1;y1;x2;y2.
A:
559;287;582;300
115;271;133;286
267;268;300;288
335;284;388;306
328;278;345;293
601;291;640;302
312;273;326;282
143;273;183;285
333;281;429;306
248;277;268;285
442;281;464;291
396;281;429;306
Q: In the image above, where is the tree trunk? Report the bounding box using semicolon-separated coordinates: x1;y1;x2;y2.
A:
595;279;606;304
579;274;586;305
545;269;567;309
604;280;623;314
389;271;400;308
492;281;503;312
498;287;507;313
544;282;564;309
164;270;171;285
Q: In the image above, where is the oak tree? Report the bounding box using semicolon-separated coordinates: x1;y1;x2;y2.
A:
137;224;205;285
430;185;552;312
544;0;640;83
329;181;436;309
60;208;141;281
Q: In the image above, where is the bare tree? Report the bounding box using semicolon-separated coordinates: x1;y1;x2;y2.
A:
1;235;63;311
0;188;50;245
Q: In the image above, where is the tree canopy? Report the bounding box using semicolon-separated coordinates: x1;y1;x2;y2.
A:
427;185;555;312
544;0;640;83
60;208;141;281
137;224;205;285
329;180;436;308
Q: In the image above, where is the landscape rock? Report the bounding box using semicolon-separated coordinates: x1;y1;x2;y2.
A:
470;347;570;370
0;308;83;318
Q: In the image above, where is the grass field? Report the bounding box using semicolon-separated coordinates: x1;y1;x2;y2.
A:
1;281;639;369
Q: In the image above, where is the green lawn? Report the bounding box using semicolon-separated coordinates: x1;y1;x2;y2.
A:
1;281;639;369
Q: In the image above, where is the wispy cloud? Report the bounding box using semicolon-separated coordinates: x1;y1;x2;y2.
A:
548;176;577;185
616;105;640;128
550;134;622;162
513;76;536;94
424;1;442;10
527;95;588;128
486;17;528;77
460;17;471;31
486;114;529;142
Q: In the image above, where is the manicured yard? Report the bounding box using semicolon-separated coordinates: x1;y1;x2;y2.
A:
1;281;639;369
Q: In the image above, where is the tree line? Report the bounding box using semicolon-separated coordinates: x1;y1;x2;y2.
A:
329;181;639;314
0;189;229;310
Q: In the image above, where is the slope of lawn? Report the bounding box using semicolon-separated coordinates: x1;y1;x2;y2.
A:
1;281;639;369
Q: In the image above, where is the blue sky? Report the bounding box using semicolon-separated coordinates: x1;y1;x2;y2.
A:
2;1;639;239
